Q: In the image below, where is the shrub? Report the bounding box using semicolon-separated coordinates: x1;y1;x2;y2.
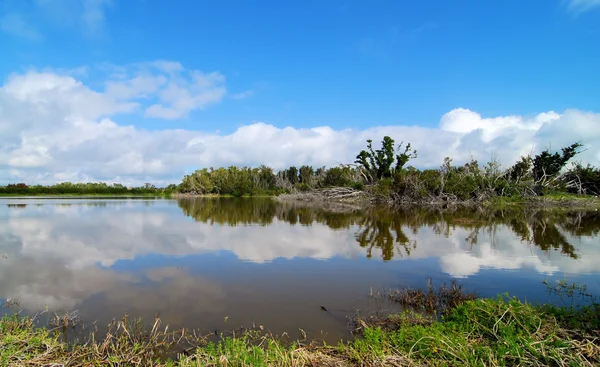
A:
322;167;352;187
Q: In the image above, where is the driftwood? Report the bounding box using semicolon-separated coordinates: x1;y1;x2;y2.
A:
274;187;369;203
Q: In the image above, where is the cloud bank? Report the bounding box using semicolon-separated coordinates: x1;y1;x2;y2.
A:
1;64;599;186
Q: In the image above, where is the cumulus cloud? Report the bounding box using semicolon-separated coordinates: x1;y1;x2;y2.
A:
0;67;599;185
144;70;226;119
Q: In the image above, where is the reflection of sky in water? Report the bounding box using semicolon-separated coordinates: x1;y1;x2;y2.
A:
1;198;599;341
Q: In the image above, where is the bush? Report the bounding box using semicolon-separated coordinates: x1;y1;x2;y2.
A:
563;164;600;196
322;167;352;187
295;183;311;192
351;181;364;190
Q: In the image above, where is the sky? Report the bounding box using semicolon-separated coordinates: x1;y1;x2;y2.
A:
0;0;599;185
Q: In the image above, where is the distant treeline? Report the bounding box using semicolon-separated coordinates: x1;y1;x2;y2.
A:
178;165;363;197
0;182;178;196
179;136;600;202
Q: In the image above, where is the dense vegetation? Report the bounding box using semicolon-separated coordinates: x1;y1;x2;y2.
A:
0;182;177;196
2;282;598;366
177;165;362;196
179;137;600;203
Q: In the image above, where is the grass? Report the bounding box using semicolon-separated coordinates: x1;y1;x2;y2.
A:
386;280;478;315
2;293;599;367
488;193;600;210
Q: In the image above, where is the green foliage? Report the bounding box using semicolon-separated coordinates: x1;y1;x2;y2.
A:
285;166;298;185
295;183;311;192
364;141;592;203
257;165;277;190
179;166;280;197
351;181;364;190
533;142;582;182
355;136;417;183
0;182;175;196
298;165;314;185
563;163;600;195
345;295;599;366
178;164;367;196
507;156;533;182
322;166;353;187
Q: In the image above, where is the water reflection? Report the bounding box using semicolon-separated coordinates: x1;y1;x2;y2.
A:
0;197;599;341
179;198;598;262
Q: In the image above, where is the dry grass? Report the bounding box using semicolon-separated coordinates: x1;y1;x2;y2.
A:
386;280;477;314
2;293;599;366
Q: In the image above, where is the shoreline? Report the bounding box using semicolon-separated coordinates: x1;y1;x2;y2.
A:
2;286;598;366
2;191;600;211
175;190;600;210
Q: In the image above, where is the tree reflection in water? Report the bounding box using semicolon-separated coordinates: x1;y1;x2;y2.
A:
177;198;600;261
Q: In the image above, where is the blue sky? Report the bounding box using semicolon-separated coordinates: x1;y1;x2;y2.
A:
0;0;599;184
3;0;599;131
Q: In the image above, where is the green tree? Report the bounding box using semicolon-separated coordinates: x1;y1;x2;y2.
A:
507;156;533;182
298;165;314;186
286;166;298;185
257;165;276;190
322;166;352;187
355;136;417;183
532;143;582;183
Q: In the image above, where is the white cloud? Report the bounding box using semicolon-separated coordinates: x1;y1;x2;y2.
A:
231;90;254;100
0;12;42;40
0;67;599;185
567;0;600;13
97;62;227;119
144;71;226;119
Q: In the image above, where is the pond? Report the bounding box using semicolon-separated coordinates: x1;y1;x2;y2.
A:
1;197;599;343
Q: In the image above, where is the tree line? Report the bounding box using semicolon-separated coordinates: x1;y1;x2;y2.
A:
2;136;598;200
0;182;177;196
178;136;599;201
177;163;368;196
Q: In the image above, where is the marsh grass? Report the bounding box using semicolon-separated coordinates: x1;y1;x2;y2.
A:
2;292;599;366
352;280;478;335
387;280;478;315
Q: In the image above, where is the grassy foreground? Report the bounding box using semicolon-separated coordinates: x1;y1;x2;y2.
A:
1;295;599;367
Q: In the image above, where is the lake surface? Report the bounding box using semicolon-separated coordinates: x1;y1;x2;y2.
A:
1;197;599;342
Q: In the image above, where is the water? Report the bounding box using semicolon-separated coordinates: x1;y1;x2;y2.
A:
1;197;599;342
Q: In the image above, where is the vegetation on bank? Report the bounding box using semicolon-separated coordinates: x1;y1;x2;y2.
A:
0;182;178;196
3;136;599;204
1;281;598;366
179;137;600;204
